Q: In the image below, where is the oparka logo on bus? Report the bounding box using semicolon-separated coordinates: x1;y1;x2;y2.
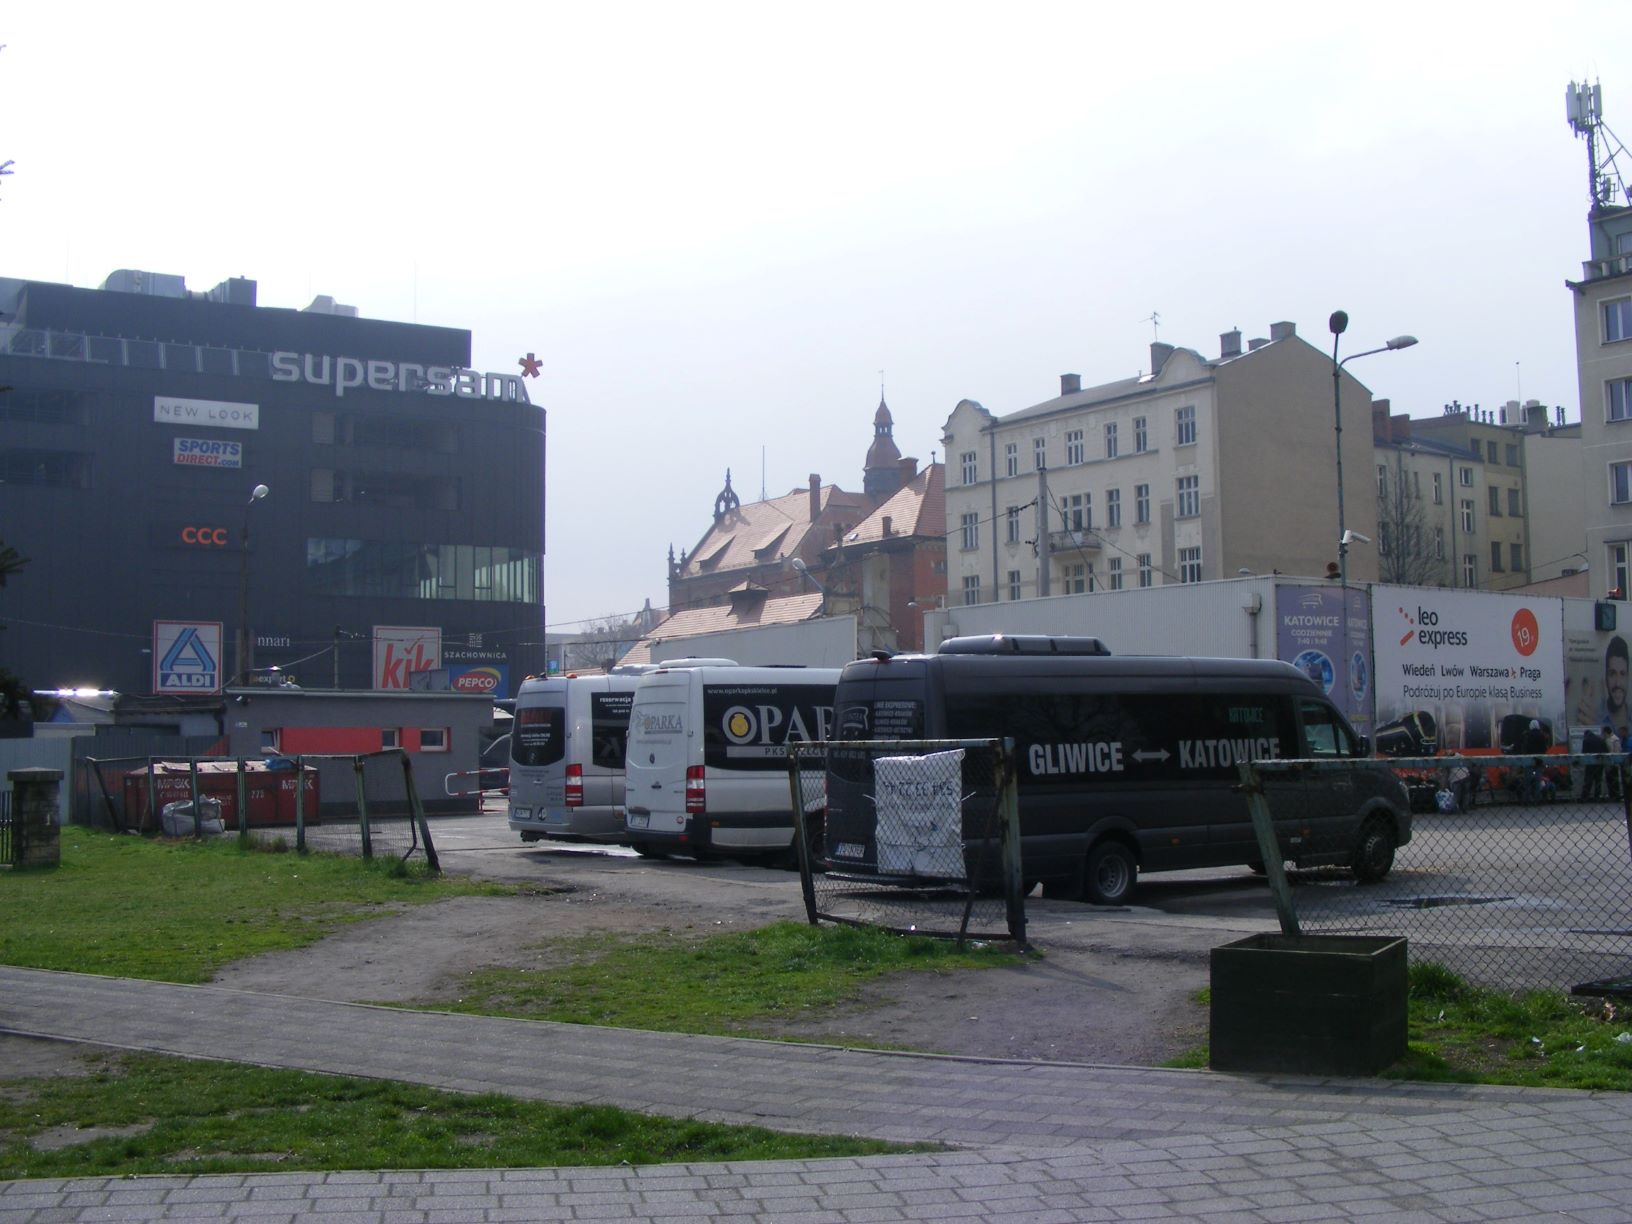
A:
270;352;531;403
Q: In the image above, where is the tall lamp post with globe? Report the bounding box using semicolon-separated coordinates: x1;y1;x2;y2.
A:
236;483;270;686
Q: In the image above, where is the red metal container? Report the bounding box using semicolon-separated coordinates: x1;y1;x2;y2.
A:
122;761;320;830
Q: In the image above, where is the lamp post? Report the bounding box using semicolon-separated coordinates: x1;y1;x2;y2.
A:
236;483;270;686
1328;313;1417;588
790;557;827;615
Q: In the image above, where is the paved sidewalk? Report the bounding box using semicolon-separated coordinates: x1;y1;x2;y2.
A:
2;964;1630;1221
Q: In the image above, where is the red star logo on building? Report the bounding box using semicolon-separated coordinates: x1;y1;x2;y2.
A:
518;352;543;378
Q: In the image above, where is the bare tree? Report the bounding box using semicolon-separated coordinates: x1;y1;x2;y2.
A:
565;613;645;673
1376;460;1448;587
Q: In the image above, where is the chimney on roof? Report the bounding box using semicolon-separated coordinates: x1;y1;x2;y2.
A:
1525;399;1547;431
1248;337;1269;351
1150;342;1175;374
1060;373;1081;396
1269;320;1296;342
808;474;821;522
882;515;893;537
1220;329;1242;359
897;456;918;481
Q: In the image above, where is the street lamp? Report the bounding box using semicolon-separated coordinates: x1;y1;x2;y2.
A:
1328;312;1417;588
790;557;827;615
236;483;270;686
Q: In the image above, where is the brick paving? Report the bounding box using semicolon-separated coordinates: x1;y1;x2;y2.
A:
2;965;1630;1221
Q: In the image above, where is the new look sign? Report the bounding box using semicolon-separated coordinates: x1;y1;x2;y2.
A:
155;397;260;430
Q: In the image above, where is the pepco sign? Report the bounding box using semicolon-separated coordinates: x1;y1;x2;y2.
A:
452;666;502;694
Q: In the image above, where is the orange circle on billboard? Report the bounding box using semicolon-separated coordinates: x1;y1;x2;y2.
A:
1511;609;1540;656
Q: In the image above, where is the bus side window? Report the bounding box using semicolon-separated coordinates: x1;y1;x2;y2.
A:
1299;700;1342;757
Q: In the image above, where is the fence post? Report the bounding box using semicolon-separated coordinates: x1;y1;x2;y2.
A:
294;755;307;852
187;757;202;838
994;738;1027;948
145;759;157;834
1236;760;1300;937
399;750;440;873
787;745;819;926
235;759;249;837
352;756;373;859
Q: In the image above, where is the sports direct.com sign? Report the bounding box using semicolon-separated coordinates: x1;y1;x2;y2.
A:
172;437;243;468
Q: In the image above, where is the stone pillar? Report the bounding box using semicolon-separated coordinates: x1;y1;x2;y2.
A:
9;768;63;869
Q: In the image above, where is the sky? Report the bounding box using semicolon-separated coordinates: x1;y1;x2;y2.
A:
3;2;1627;631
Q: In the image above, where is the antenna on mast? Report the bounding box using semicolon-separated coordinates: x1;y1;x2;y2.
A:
1567;80;1629;209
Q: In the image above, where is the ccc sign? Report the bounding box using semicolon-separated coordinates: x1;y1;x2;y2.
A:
180;526;230;547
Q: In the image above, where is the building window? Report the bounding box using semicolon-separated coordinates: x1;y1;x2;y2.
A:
1134;416;1148;452
1506;443;1520;467
1033;437;1046;470
1459;465;1473;486
1177;474;1200;518
1604;297;1632;343
1061;492;1089;532
419;728;450;753
1379;523;1392;556
1175;405;1197;446
1137;553;1153;587
1507;487;1521;516
1104;422;1118;459
1005;505;1021;544
1377;465;1387;499
312;411;336;445
1510;542;1524;572
1611;543;1630;596
1610;378;1632;422
1106;488;1121;528
1135;483;1151;525
1460;499;1475;533
1486;440;1498;464
1106;556;1123;589
1432;471;1443;504
1062;563;1087;594
307;539;541;603
1463;553;1477;587
1178;546;1202;584
962;574;981;605
1065;430;1084;466
1488;486;1502;516
1005;442;1019;476
381;728;401;749
959;511;980;550
1491;541;1504;572
260;728;282;753
1434;526;1445;559
960;451;978;486
1613;462;1632;505
1007;570;1022;601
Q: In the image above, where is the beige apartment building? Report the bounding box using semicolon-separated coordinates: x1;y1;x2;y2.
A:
941;322;1383;604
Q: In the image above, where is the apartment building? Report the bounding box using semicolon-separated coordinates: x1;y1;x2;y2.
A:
1570;204;1632;597
941;322;1383;605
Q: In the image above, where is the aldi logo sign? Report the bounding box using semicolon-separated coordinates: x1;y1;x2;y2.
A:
154;620;224;694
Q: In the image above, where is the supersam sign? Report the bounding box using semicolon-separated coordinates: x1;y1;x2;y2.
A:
1371;585;1563;752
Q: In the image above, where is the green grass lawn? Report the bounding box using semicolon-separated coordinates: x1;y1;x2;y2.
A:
0;827;511;982
0;1052;916;1180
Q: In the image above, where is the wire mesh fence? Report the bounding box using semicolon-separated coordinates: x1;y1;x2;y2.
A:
788;739;1025;946
1241;753;1632;995
270;751;439;870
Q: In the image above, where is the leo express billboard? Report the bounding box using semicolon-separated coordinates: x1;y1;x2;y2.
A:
1372;585;1563;751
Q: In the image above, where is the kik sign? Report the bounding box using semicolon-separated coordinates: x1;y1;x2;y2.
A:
153;620;224;695
373;626;441;690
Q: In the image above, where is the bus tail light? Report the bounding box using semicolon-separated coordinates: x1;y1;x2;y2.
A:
685;765;706;814
565;763;583;807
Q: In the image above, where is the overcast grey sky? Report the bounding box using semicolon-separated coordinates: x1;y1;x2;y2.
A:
3;2;1625;629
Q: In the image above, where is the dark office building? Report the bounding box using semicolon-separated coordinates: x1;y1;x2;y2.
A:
0;269;546;698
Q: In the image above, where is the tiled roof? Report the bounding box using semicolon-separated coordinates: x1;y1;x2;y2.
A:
676;484;869;579
618;592;824;666
828;463;944;550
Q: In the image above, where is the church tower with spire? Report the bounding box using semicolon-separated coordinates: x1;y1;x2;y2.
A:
863;395;906;502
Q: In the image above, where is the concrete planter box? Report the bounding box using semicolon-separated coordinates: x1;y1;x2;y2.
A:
1210;933;1408;1076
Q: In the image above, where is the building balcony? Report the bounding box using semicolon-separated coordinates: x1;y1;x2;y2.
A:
1048;528;1100;553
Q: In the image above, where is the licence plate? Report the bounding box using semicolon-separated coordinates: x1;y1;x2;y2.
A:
628;813;649;829
511;808;531;821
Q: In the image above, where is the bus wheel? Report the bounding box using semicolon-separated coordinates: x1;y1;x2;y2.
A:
1350;817;1395;882
1084;841;1137;905
631;842;670;860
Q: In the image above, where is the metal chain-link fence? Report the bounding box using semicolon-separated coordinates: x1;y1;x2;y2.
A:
271;751;439;870
787;739;1025;946
1240;754;1632;994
